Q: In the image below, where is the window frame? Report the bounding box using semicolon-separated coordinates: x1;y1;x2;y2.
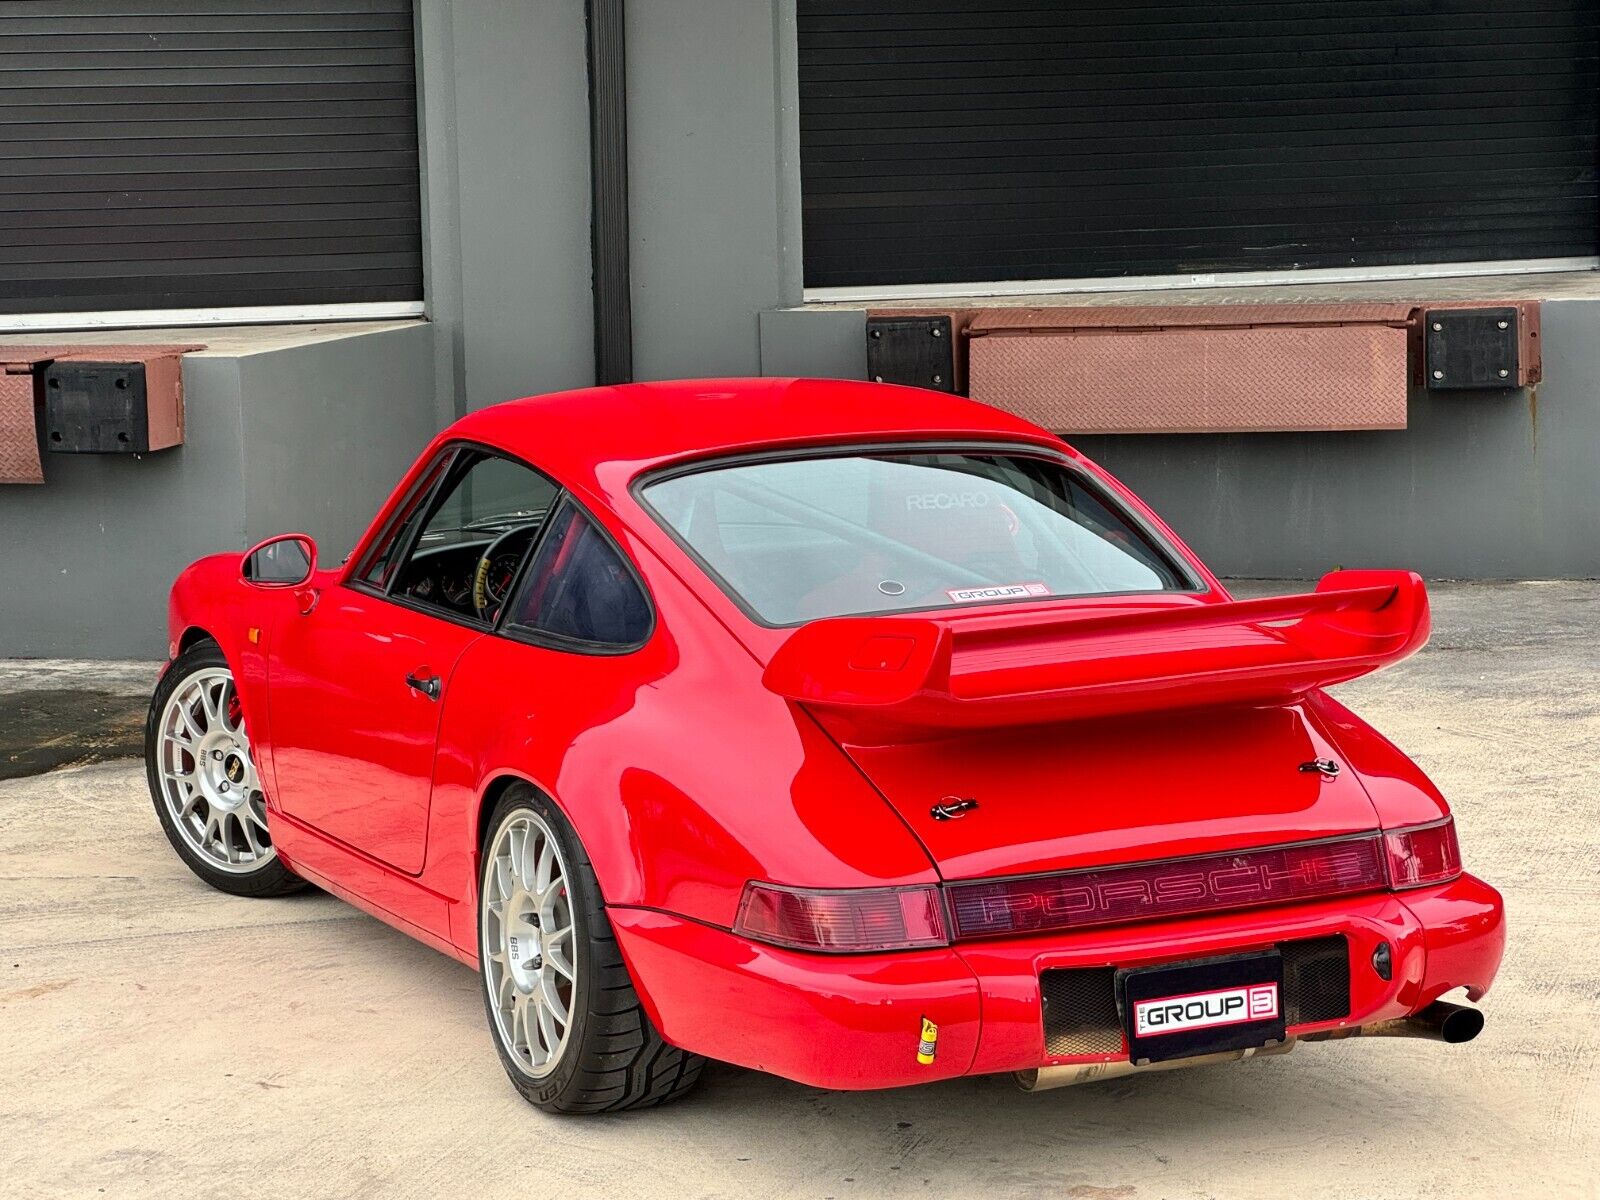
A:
350;445;461;595
345;438;657;653
632;439;1207;630
347;441;563;634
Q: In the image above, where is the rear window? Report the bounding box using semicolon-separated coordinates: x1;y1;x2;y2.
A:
641;451;1194;626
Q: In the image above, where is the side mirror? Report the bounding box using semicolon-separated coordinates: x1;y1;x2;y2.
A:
241;533;317;588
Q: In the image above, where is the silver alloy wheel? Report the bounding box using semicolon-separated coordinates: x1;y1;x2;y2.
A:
155;666;274;874
481;809;578;1078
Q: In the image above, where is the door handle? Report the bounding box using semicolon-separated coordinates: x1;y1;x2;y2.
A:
405;669;442;700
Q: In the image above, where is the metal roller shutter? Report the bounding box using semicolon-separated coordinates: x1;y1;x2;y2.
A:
0;0;421;317
798;0;1600;291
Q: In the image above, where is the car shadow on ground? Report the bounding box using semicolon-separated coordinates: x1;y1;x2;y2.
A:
317;879;1495;1178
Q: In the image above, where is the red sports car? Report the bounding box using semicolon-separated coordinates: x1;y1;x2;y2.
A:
145;378;1504;1112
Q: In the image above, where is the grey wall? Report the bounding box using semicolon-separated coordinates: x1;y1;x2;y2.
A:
0;325;437;658
627;0;804;380
416;0;595;413
1072;299;1600;579
759;306;864;379
419;0;811;394
237;324;438;559
0;356;247;659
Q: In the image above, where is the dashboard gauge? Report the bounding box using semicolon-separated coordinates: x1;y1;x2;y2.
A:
484;551;522;604
440;574;472;609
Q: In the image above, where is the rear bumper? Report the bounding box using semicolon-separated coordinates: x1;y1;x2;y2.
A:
609;873;1504;1091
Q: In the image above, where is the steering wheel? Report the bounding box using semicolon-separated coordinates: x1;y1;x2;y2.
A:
471;524;539;619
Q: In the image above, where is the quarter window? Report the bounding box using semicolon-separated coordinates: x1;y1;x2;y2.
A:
506;504;651;648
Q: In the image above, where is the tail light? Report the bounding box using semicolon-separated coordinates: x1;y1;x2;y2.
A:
1384;817;1462;889
734;882;949;953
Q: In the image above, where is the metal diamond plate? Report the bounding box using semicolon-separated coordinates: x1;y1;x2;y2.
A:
0;362;44;484
968;315;1410;434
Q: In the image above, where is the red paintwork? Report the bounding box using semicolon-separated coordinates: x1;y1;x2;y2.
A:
269;586;480;875
763;569;1429;740
161;378;1504;1090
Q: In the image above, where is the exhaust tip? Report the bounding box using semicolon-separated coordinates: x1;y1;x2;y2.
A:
1433;1002;1485;1044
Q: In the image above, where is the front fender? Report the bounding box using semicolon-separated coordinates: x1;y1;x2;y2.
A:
164;553;320;797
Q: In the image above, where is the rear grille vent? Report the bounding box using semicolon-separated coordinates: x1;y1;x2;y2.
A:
1041;967;1122;1057
1281;935;1352;1025
1040;935;1352;1059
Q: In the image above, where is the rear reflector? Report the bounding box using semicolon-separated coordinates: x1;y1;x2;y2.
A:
946;835;1388;941
734;882;949;953
1384;817;1462;889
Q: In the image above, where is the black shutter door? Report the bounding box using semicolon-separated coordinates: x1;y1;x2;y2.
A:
0;0;421;315
798;0;1600;290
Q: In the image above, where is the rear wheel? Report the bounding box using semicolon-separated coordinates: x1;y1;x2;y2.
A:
145;641;305;897
477;785;704;1113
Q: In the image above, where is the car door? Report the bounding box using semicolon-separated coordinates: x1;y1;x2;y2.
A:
267;446;560;874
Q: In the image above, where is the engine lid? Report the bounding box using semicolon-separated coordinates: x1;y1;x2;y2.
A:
839;703;1381;882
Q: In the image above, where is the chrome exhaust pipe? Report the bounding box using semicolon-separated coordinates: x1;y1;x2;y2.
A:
1015;1038;1296;1092
1299;1000;1485;1045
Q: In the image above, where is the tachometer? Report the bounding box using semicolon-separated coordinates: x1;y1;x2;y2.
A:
484;552;522;604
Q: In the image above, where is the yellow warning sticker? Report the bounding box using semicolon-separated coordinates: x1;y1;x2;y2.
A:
917;1016;938;1065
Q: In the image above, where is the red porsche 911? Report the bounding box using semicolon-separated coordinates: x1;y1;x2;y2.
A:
145;378;1504;1113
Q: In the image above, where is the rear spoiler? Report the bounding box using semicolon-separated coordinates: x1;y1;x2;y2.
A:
763;570;1429;741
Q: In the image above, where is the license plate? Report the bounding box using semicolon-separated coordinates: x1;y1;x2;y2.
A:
1120;951;1286;1064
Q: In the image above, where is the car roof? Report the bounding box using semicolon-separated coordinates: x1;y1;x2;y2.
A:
444;377;1067;502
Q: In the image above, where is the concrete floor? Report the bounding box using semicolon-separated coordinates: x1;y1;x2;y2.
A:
1;582;1596;1199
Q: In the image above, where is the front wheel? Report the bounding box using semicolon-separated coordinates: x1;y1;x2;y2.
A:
477;786;704;1113
145;640;305;898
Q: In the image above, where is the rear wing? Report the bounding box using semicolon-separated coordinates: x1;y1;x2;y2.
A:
763;570;1429;741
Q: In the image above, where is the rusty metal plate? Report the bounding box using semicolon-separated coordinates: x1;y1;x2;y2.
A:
968;322;1410;434
968;303;1417;333
0;362;45;484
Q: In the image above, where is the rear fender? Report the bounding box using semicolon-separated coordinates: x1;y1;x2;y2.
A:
430;555;940;961
1305;690;1453;829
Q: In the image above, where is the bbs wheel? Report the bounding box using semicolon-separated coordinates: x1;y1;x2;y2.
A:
145;640;304;898
478;785;704;1113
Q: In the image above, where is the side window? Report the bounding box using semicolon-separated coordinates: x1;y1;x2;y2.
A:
358;451;452;590
386;451;560;622
506;503;651;648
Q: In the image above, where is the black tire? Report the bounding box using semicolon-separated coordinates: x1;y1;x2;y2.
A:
478;785;705;1113
144;640;306;898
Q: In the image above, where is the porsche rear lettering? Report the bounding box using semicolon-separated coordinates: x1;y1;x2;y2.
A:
975;858;1368;924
